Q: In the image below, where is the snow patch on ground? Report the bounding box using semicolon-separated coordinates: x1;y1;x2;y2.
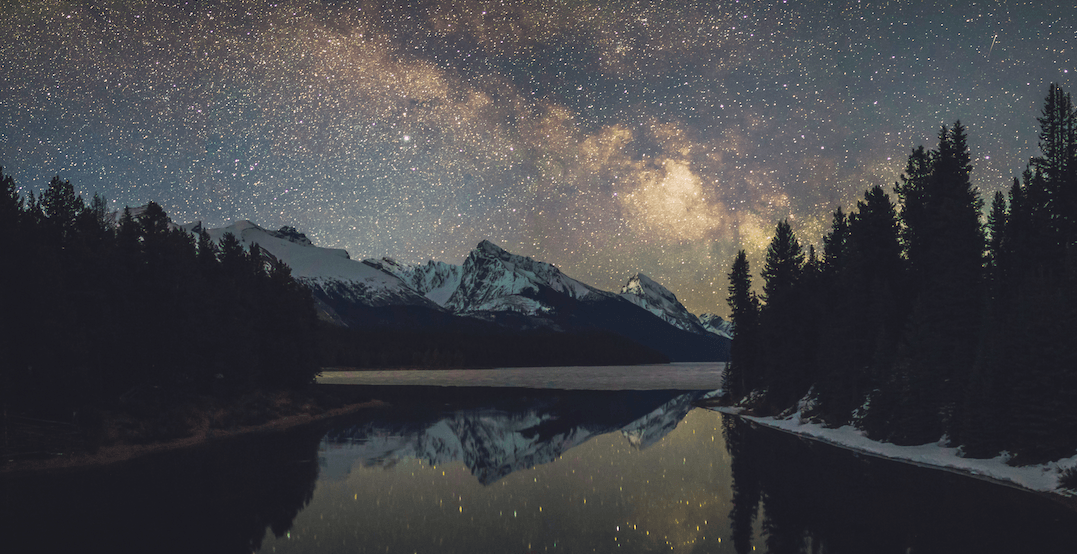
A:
710;407;1077;494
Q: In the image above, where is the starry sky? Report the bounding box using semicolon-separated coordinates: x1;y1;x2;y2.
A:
1;1;1073;315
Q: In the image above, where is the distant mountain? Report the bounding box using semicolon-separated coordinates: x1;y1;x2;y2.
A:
183;221;729;361
444;240;611;315
182;221;442;328
365;257;463;307
619;273;708;334
420;240;727;361
699;313;734;339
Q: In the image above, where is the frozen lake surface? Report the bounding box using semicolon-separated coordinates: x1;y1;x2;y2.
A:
317;362;725;390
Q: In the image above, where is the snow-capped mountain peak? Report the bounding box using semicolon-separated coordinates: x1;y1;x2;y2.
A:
444;240;607;315
181;220;436;310
618;273;706;334
363;257;463;307
698;313;734;339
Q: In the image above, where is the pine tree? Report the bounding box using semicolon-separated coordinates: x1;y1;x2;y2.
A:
821;207;848;275
894;145;933;277
991;85;1077;460
1032;83;1077;244
40;176;83;245
761;220;804;304
874;123;986;442
986;190;1007;272
757;220;810;409
0;169;25;414
725;250;759;400
815;186;905;425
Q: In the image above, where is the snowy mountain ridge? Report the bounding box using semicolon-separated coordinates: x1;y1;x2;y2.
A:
698;313;734;339
365;257;463;307
178;219;730;359
618;272;708;334
443;240;611;316
181;219;438;310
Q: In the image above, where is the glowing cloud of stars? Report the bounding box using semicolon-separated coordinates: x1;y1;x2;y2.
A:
1;0;1073;314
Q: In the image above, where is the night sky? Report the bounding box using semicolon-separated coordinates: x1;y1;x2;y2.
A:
1;1;1073;315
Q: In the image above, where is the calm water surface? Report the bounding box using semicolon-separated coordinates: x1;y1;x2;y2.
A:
4;383;1077;554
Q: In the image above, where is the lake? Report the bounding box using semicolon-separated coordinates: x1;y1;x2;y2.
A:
4;365;1077;553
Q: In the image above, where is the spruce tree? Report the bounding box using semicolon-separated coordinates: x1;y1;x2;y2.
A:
725;250;759;400
1032;83;1077;244
985;190;1007;272
757;220;810;409
882;123;985;443
40;176;82;245
994;85;1077;460
818;186;905;425
761;220;804;304
821;207;849;275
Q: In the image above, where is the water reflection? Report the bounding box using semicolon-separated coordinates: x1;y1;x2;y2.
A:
269;388;732;553
320;388;707;484
5;389;1077;554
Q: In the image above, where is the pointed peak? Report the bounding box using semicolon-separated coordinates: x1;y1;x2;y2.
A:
470;240;519;264
621;272;662;296
476;239;506;254
230;219;262;232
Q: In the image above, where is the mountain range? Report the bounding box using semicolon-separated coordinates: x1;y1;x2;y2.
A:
182;220;730;362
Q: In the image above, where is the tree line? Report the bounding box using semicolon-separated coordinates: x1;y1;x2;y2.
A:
0;176;321;418
723;83;1077;462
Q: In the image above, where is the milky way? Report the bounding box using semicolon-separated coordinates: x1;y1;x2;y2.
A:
1;1;1073;314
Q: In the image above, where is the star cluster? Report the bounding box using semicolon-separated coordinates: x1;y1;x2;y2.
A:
1;0;1073;314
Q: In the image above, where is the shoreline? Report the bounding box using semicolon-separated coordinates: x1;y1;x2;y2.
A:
0;397;385;475
705;405;1077;510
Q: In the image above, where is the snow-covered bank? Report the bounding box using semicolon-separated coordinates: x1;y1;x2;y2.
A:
708;406;1077;497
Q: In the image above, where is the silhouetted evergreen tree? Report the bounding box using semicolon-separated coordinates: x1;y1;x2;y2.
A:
986;84;1077;460
761;220;805;305
40;176;82;246
725;250;759;400
1032;83;1077;245
985;190;1007;273
757;220;810;409
883;122;984;443
0;169;28;416
821;206;849;274
815;186;903;425
959;190;1009;457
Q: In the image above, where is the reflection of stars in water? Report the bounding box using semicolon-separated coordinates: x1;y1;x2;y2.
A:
1;1;1073;315
269;409;733;552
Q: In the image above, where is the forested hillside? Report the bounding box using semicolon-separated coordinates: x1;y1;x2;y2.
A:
723;84;1077;463
0;180;322;418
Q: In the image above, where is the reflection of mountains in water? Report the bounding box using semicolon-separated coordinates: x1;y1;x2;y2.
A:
320;388;708;484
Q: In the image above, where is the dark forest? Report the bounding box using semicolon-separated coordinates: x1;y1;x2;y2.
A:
723;84;1077;463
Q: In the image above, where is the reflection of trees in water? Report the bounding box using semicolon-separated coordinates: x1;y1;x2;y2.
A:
721;415;1077;554
1;423;327;554
722;416;762;554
